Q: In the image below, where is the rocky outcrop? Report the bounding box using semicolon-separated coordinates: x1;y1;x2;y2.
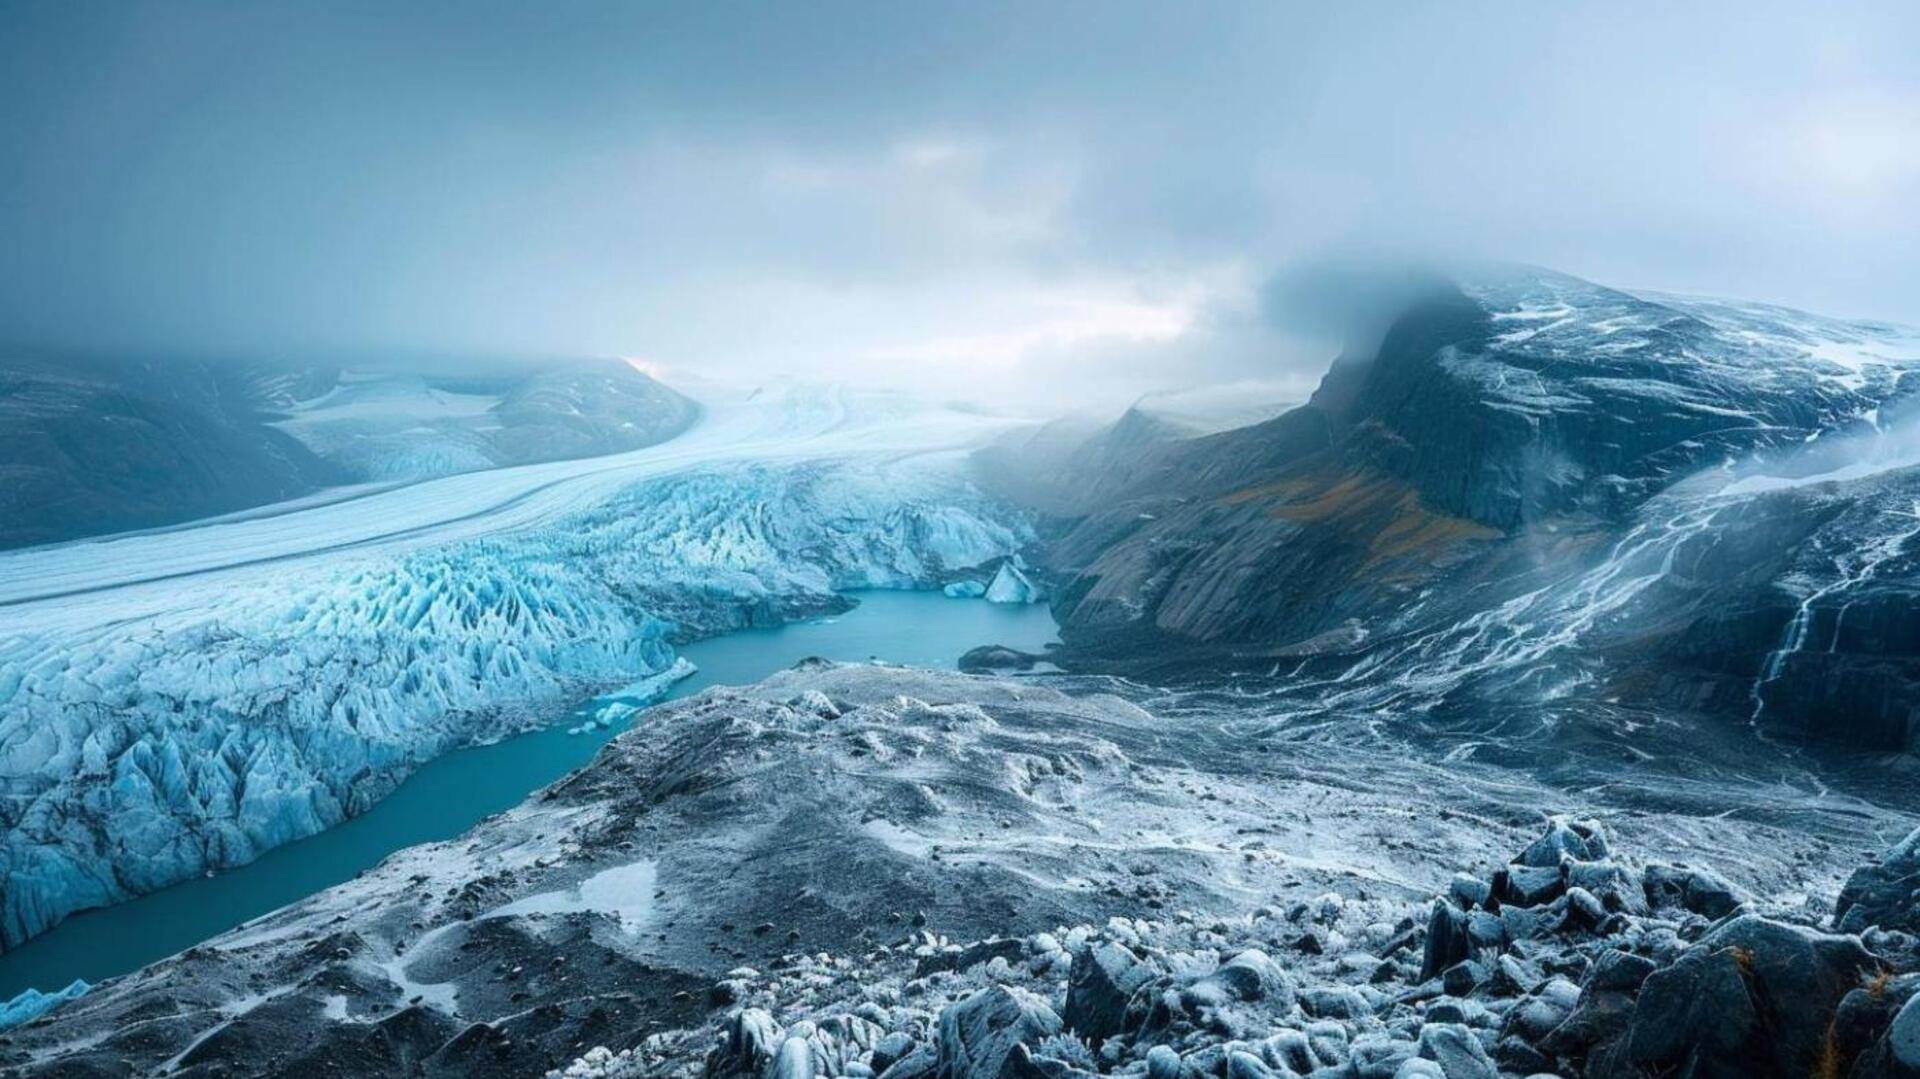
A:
983;266;1920;758
3;666;1908;1078
1837;825;1920;935
538;814;1920;1079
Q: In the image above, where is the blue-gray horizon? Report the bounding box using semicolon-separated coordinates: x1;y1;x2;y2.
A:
3;0;1917;410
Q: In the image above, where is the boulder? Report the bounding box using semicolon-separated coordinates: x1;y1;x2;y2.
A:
1499;864;1567;908
771;1034;818;1079
1144;1045;1185;1079
872;1033;918;1075
1888;992;1920;1076
1182;950;1294;1012
1063;942;1158;1042
1828;978;1920;1077
1421;900;1471;982
1515;818;1610;868
1300;985;1373;1019
936;987;1063;1079
1643;863;1744;919
1624;946;1757;1068
1835;825;1920;935
1624;916;1878;1077
1416;1022;1498;1079
707;1008;781;1079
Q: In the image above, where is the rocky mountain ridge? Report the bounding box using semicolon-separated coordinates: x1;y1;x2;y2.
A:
976;269;1920;757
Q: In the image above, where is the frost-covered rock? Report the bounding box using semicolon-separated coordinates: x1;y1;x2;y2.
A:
1835;824;1920;935
937;986;1062;1079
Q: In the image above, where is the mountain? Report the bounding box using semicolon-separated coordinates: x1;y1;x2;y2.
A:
11;269;1920;1078
977;267;1920;756
0;354;699;550
0;353;341;550
260;360;699;484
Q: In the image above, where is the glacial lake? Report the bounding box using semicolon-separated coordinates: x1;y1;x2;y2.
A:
0;589;1058;1000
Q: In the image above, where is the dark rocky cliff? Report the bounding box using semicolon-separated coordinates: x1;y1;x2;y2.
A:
978;268;1920;753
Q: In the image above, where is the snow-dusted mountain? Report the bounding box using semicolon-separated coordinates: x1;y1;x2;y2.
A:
0;353;340;550
978;267;1920;763
0;354;696;550
261;360;698;483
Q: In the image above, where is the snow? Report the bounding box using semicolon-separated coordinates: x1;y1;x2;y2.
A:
0;382;1032;950
484;859;660;933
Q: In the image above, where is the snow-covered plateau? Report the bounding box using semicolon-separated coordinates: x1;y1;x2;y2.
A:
0;383;1033;952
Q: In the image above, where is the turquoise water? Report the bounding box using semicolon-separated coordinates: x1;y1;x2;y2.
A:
0;590;1057;1000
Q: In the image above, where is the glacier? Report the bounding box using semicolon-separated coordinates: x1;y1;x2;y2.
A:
0;978;86;1032
0;384;1032;951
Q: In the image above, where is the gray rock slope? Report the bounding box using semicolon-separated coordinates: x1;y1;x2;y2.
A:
2;664;1909;1077
976;268;1920;756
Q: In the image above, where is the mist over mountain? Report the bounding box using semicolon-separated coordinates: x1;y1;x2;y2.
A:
5;2;1918;410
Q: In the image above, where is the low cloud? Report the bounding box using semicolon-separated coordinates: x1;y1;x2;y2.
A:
3;2;1916;412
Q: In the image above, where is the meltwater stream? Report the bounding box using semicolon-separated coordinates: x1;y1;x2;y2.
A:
0;590;1058;1001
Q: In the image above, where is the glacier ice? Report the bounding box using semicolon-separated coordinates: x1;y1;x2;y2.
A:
944;580;987;598
985;561;1043;604
0;440;1030;950
0;978;87;1031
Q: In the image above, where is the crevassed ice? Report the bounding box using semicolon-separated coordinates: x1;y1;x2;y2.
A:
0;457;1029;949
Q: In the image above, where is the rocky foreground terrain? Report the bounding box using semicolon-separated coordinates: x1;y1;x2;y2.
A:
3;663;1915;1078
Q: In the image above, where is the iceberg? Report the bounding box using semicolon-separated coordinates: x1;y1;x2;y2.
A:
984;561;1043;604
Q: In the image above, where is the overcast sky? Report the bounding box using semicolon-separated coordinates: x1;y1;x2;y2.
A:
3;2;1917;409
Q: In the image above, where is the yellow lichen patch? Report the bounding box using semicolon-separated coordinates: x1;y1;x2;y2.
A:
1817;1019;1844;1079
1867;968;1894;999
1223;470;1500;579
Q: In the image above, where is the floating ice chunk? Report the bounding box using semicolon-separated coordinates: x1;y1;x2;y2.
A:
985;563;1042;605
944;580;986;598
